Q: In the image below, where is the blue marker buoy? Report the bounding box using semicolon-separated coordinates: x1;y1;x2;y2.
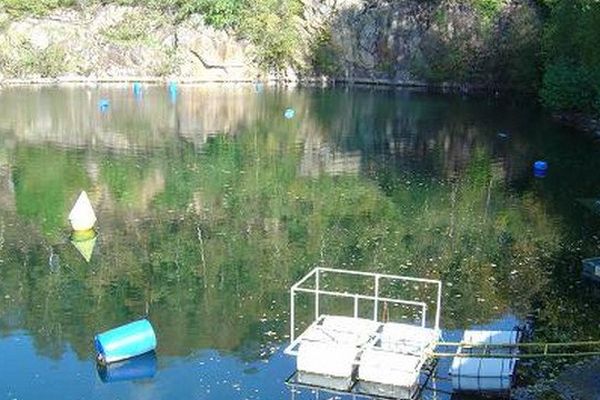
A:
133;82;142;96
533;160;548;178
95;319;157;364
168;81;178;94
284;108;295;119
97;351;157;383
168;81;178;103
99;99;110;111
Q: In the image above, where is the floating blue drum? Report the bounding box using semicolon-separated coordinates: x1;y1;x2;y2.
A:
133;82;142;96
168;81;178;103
97;351;157;383
98;99;110;111
284;108;295;119
95;319;157;364
533;160;548;178
168;81;178;95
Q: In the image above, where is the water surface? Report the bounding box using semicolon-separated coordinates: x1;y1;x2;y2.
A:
1;85;600;399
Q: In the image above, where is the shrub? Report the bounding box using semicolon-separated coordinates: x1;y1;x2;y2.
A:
0;36;67;78
540;0;600;113
540;60;596;112
0;0;76;16
238;0;302;73
310;27;341;76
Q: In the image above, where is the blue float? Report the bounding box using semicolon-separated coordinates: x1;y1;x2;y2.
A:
133;82;142;96
533;160;548;178
97;351;157;383
98;99;110;111
168;81;178;95
284;108;295;119
95;319;157;364
168;81;178;103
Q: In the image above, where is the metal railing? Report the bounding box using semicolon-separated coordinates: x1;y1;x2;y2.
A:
286;267;443;353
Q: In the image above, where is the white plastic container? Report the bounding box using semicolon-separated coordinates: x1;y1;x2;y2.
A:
297;341;358;378
450;330;519;392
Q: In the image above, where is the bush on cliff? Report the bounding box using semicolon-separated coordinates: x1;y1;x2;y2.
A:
540;0;600;114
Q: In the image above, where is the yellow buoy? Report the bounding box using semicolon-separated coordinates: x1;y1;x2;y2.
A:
68;191;97;232
71;230;98;262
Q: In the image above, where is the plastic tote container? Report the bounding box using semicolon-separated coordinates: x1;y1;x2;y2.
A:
97;351;157;383
95;319;157;364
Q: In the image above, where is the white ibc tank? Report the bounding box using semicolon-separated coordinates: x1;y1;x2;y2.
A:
297;341;358;378
358;349;421;387
450;330;519;392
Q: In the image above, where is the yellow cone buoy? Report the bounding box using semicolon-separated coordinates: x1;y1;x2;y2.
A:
71;230;98;262
69;191;97;232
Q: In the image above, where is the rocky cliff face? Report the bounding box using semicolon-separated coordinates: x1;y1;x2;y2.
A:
0;5;256;82
0;1;541;88
301;0;541;89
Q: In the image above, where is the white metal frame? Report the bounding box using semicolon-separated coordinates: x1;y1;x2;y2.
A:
285;267;443;356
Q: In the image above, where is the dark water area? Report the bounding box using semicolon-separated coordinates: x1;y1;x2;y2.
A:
0;85;600;399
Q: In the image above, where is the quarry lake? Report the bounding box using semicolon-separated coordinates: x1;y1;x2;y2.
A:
1;85;600;399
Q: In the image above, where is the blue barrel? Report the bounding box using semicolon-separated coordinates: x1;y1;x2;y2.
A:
168;81;178;95
133;82;142;96
95;319;157;364
98;99;110;110
284;108;295;119
533;160;548;178
97;351;156;383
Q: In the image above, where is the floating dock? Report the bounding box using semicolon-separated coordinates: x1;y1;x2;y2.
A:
284;267;442;398
285;268;600;399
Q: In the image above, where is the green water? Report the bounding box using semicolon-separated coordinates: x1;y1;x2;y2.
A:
0;85;599;399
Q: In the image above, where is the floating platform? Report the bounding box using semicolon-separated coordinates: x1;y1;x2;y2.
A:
285;267;442;397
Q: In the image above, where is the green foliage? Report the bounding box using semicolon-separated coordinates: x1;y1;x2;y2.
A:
0;37;68;78
0;0;75;16
470;0;505;20
540;60;596;111
185;0;243;29
309;27;341;76
101;11;164;43
540;0;600;114
238;0;301;72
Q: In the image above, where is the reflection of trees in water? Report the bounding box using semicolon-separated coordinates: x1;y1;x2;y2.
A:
0;86;587;365
0;123;562;363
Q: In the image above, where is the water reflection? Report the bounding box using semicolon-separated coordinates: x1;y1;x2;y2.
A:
70;229;98;262
0;86;599;399
97;351;157;383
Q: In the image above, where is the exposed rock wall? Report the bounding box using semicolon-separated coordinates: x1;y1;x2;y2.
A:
301;0;541;88
0;1;542;88
0;5;257;82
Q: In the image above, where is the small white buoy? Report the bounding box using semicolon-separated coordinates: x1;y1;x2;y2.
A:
68;191;97;232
